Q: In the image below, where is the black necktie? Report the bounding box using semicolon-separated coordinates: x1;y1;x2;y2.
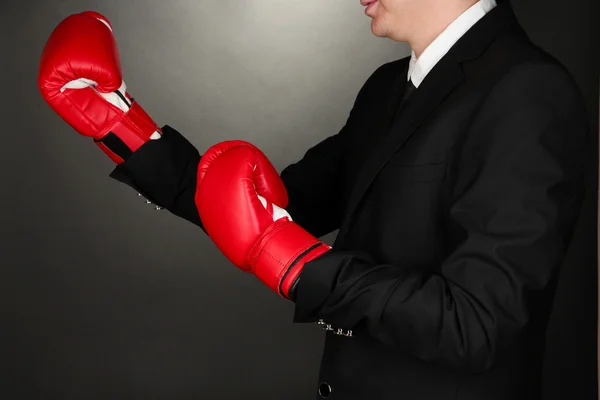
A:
389;77;417;127
401;79;417;104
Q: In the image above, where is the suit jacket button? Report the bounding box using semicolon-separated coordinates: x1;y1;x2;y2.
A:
318;382;332;398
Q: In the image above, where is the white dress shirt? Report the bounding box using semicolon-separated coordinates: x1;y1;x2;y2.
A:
407;0;497;87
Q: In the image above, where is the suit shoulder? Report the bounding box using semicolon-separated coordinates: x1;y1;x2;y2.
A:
491;31;575;84
357;56;410;95
348;56;409;106
478;30;583;110
377;56;411;72
474;46;589;149
362;56;410;85
374;57;410;78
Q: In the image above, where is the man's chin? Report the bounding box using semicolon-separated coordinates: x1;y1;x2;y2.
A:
370;20;387;38
371;21;406;42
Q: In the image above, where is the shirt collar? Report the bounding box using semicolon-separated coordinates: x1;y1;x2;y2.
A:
407;0;497;87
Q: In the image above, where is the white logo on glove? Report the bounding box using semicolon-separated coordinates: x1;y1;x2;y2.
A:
257;195;292;222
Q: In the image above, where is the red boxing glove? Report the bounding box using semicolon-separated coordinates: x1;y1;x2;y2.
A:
38;11;161;164
195;141;330;299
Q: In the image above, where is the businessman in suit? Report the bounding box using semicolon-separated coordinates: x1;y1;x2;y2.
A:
39;0;590;398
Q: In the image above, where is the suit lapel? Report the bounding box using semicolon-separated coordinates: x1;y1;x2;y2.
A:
335;1;521;245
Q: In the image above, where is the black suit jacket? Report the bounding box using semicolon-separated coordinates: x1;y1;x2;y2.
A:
110;2;590;399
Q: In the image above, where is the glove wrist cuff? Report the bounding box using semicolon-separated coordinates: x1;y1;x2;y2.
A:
250;220;330;298
97;101;161;163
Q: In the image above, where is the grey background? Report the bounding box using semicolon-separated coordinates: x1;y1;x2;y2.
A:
2;0;598;399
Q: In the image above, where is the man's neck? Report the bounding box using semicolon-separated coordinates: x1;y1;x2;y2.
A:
409;0;479;58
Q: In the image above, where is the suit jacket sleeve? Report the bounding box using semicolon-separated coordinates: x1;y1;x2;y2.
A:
293;63;591;372
109;125;204;229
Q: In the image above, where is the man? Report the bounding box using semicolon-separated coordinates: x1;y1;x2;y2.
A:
38;0;590;398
